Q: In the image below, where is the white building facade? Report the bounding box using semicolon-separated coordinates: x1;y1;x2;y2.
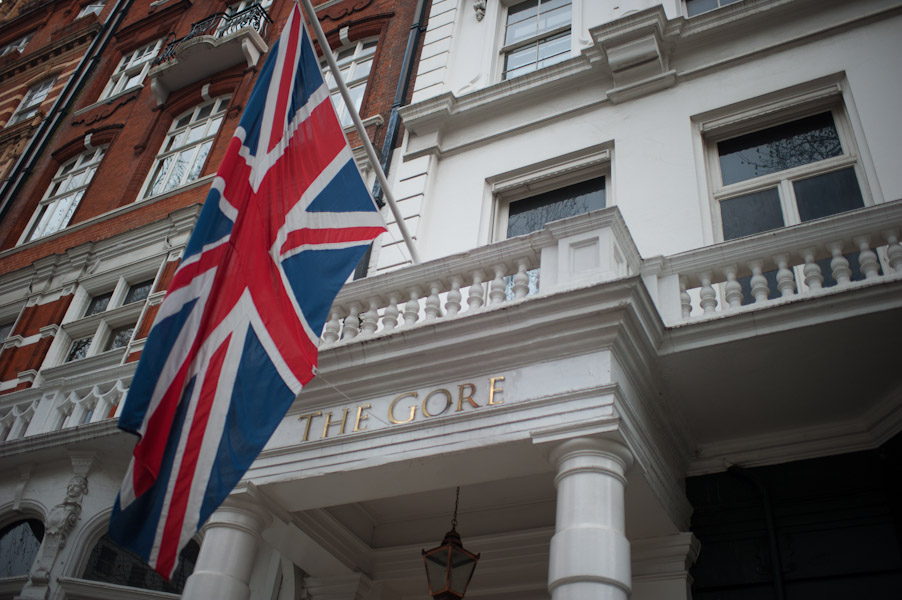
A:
2;0;901;599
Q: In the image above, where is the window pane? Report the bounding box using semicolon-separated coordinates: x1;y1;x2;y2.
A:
507;177;605;238
83;534;198;594
106;326;134;350
793;167;864;222
66;337;93;362
86;292;113;315
507;0;539;26
718;113;843;186
538;3;571;34
0;519;44;577
124;279;154;304
0;322;13;341
720;188;784;240
687;0;719;17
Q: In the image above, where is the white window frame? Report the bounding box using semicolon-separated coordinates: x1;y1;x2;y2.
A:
56;276;156;367
701;85;872;243
320;37;378;128
499;0;573;81
140;96;230;200
0;33;32;57
8;77;55;126
684;0;743;18
77;1;106;18
100;39;163;100
489;146;612;241
19;147;105;244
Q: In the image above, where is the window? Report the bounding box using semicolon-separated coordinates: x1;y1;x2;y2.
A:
82;534;197;593
143;97;229;199
502;0;571;80
0;34;31;57
62;278;155;363
686;0;743;18
8;78;55;126
506;177;605;237
0;322;13;343
22;147;105;243
710;110;865;241
77;1;106;18
0;519;44;577
100;40;162;100
321;39;377;128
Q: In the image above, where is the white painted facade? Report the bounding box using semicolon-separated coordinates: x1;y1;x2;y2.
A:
2;0;901;599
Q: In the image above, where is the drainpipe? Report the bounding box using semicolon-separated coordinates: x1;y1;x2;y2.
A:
354;0;429;279
0;0;136;234
728;465;786;600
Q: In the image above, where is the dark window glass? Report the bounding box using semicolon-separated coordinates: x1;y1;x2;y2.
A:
794;167;864;222
105;326;134;351
0;519;44;577
718;113;843;186
85;292;112;316
124;279;154;305
686;0;742;18
720;188;784;240
82;534;198;593
0;322;13;341
66;337;93;362
507;177;605;238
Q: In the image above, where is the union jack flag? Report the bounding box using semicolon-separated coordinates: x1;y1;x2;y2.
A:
109;5;386;578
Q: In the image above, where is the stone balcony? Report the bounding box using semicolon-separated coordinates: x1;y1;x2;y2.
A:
2;200;900;471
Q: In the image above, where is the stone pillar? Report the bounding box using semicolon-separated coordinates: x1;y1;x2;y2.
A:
548;437;634;600
181;498;270;600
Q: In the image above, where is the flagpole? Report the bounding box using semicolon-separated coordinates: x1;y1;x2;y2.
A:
298;0;422;265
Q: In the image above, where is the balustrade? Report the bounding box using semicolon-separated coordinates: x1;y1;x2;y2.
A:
649;203;902;324
153;4;272;66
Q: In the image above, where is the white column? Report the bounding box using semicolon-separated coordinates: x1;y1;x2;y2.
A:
548;437;634;600
181;498;271;600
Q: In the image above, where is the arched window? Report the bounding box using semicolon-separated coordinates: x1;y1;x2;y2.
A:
0;519;44;577
81;533;198;593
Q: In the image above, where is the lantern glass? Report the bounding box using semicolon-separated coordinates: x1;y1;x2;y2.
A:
449;546;477;593
424;546;451;593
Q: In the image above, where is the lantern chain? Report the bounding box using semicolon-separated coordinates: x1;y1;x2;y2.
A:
452;486;460;529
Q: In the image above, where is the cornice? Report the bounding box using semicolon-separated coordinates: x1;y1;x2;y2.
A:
0;20;101;82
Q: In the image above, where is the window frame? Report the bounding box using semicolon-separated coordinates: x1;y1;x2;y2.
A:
704;99;870;243
490;146;612;241
499;0;573;81
19;146;106;244
100;39;163;100
684;0;743;18
8;77;55;126
320;37;378;128
58;276;156;366
0;33;32;58
76;1;106;19
139;96;231;200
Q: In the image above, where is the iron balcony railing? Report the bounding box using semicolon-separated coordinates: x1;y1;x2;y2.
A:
153;3;273;66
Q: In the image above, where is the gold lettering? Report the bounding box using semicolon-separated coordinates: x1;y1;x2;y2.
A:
488;376;505;405
422;388;452;418
322;408;349;438
457;383;479;412
389;392;418;424
354;404;371;432
298;412;322;442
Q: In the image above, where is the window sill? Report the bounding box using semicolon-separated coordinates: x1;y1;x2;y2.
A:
41;347;127;381
139;173;216;205
73;86;143;117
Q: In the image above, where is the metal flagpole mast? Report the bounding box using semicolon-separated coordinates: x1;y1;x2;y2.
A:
297;0;422;265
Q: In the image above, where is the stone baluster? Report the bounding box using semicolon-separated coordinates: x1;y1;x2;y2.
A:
512;259;530;299
424;282;442;321
698;271;717;314
748;260;770;304
722;265;743;309
467;270;485;311
403;287;422;327
489;265;507;305
853;236;880;279
773;254;795;298
342;303;361;339
382;293;401;331
360;298;380;337
679;276;692;319
321;310;341;344
883;229;902;272
445;276;463;316
827;241;852;285
799;247;823;291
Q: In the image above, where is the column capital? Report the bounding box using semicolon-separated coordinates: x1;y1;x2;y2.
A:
202;495;273;539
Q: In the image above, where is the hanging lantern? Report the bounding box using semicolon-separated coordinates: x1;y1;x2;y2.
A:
422;487;480;599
